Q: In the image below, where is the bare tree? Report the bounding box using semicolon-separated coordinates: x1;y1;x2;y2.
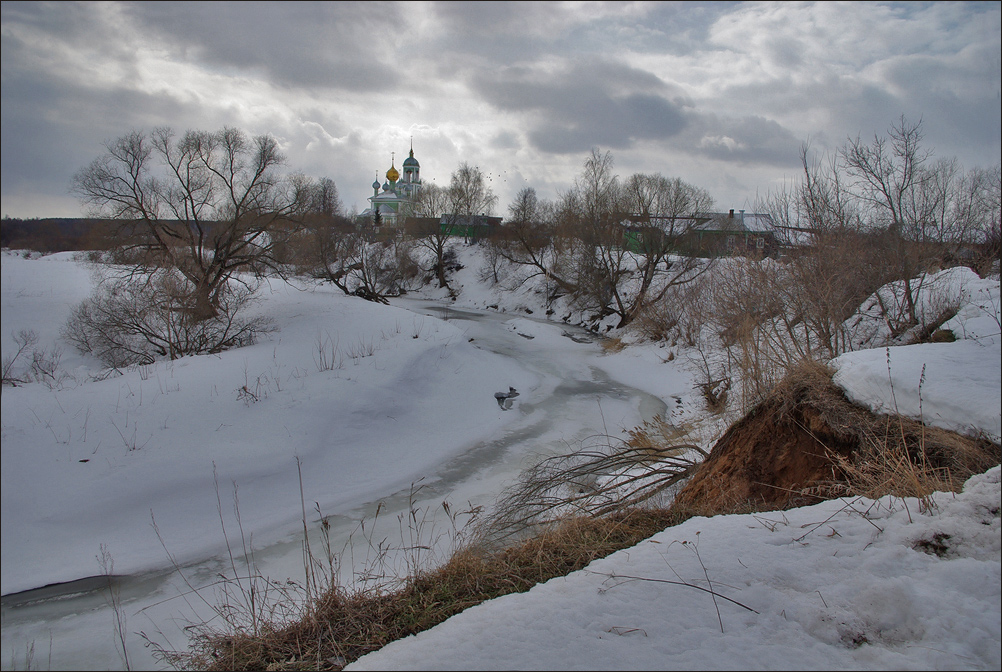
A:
840;116;940;329
296;190;413;304
298;214;367;296
72;127;315;320
971;165;1002;276
411;181;451;220
614;173;715;328
0;329;60;389
310;176;343;220
408;183;454;289
63;269;274;367
576;148;619;235
492;151;715;329
554;149;623;321
949;164;1001;274
756;143;888;357
841;116;932;235
487;187;575;301
447;162;499;223
409;163;498;290
797;141;862;234
68;127;317;364
557;149;715;329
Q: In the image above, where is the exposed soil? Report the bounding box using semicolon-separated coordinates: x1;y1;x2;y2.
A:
673;360;1001;516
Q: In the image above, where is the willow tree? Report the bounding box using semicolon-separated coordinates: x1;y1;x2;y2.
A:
68;127;320;364
73;126;315;320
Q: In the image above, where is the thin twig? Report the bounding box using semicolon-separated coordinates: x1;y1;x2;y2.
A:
598;572;759;614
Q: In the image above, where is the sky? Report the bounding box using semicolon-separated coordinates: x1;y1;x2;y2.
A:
2;1;1000;220
1;244;999;670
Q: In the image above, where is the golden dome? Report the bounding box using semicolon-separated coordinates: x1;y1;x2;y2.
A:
386;162;399;183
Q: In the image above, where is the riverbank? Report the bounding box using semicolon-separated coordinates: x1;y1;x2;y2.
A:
1;249;698;669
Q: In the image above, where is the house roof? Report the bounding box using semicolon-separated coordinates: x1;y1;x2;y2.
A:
694;212;777;234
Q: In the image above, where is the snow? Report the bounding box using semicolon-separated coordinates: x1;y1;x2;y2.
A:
834;340;1001;444
1;252;539;596
833;267;1002;444
349;468;1001;671
2;247;999;671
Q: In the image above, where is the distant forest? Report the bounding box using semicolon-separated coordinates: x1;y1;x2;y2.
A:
2;217;123;252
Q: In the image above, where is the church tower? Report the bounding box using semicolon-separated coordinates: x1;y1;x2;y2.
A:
401;137;421;195
366;143;423;226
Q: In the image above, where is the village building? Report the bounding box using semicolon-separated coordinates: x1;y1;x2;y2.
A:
621;209;780;257
686;209;780;257
360;140;423;227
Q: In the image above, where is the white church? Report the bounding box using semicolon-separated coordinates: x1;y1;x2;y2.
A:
360;140;423;227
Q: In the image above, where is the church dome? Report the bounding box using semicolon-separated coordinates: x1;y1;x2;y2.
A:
372;178;381;190
386;162;399;183
402;148;419;168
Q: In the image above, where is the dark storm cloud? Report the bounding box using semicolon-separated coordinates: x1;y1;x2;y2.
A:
405;1;586;86
431;0;531;34
471;58;690;154
0;1;145;89
0;61;192;201
427;1;728;62
126;1;402;92
426;1;571;59
529;93;688;154
1;1;122;51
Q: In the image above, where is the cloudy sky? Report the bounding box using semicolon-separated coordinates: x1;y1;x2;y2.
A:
2;1;1000;220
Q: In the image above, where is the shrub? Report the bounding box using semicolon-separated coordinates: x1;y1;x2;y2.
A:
64;270;274;367
1;329;65;388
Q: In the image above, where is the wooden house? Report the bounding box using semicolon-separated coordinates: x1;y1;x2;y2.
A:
684;210;780;257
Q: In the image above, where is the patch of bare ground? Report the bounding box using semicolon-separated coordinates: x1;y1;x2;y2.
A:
673;359;1000;515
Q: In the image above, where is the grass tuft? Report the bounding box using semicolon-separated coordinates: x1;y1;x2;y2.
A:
175;509;687;671
600;336;627;353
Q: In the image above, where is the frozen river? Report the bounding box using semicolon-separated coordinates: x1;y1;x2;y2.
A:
1;298;677;671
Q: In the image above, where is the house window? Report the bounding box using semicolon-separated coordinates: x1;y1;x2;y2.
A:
756;237;765;249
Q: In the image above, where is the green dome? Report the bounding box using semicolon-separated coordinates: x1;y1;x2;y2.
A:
402;148;419;168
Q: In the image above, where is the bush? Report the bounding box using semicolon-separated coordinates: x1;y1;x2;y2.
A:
64;270;274;367
1;329;65;388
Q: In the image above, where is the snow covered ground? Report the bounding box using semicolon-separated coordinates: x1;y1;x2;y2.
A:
1;247;999;670
1;252;540;595
348;466;1001;671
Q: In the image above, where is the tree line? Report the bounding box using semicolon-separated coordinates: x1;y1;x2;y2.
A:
1;217;121;252
49;118;1000;374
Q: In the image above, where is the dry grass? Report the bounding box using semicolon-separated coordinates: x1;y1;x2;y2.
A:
600;336;627;353
823;417;999;508
175;508;687;671
625;415;693;457
672;358;1000;518
773;360;1001;504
